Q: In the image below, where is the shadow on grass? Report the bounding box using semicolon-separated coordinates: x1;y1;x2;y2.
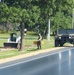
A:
27;48;38;51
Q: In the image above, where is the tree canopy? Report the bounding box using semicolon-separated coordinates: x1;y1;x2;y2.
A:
0;0;73;34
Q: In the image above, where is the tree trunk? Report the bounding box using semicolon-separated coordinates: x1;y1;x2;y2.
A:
19;22;24;51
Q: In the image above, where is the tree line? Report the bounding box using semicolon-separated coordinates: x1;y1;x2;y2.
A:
0;0;73;34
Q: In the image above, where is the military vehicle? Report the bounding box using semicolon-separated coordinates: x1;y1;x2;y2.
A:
55;29;74;47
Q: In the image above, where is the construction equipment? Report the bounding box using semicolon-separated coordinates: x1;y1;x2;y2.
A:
4;33;21;48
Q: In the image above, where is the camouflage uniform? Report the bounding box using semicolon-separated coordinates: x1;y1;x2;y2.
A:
37;33;42;49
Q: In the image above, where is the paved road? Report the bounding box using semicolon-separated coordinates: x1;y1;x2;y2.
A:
0;47;74;75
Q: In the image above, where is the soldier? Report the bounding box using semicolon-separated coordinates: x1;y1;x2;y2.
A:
37;33;42;49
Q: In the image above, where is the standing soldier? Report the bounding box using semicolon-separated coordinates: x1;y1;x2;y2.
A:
37;33;42;49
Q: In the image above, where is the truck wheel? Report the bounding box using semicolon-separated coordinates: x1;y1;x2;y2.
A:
60;43;63;46
55;40;59;47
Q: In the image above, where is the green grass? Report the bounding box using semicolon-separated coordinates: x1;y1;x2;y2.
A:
0;33;10;38
0;33;55;59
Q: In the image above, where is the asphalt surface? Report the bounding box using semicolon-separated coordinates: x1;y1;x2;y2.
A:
0;47;74;75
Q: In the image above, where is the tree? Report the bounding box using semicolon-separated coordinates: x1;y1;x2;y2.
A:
19;9;29;50
9;7;29;50
0;3;12;32
51;11;72;33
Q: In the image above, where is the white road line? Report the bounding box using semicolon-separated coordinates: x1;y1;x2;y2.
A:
0;49;69;70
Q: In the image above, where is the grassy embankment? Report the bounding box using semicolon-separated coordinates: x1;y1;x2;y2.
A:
0;33;55;59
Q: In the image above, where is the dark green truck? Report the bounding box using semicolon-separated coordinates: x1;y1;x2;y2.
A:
55;29;74;47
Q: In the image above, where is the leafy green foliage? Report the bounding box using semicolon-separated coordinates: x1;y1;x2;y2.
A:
51;11;72;32
0;0;73;34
